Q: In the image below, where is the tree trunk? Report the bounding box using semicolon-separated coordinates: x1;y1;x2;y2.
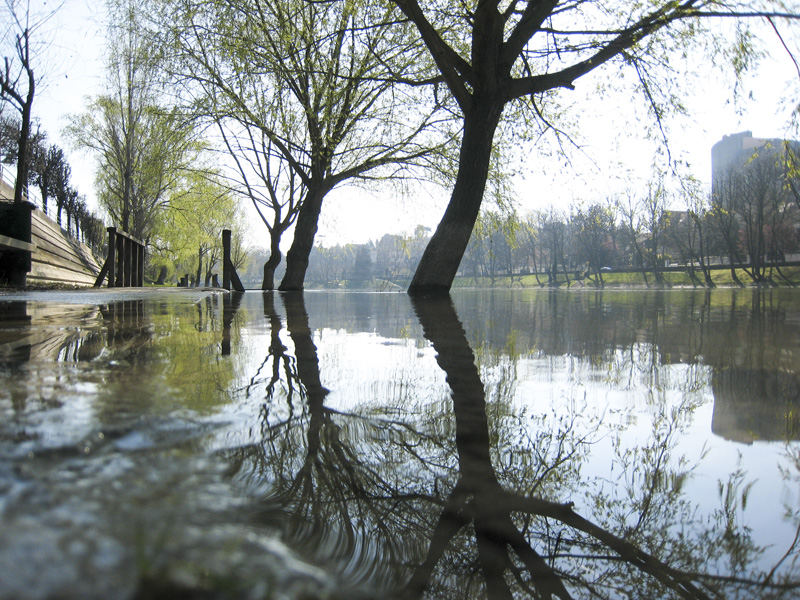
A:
694;216;715;287
195;247;203;287
155;265;167;285
13;78;34;205
279;187;327;291
728;254;743;287
38;184;47;215
408;103;503;295
262;230;283;291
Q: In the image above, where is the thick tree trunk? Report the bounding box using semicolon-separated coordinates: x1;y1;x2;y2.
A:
408;104;503;295
155;265;167;285
279;187;327;291
262;230;283;291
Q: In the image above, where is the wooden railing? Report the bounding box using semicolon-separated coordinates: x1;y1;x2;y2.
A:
94;227;145;287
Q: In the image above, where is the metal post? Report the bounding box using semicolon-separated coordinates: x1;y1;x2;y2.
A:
106;227;116;287
222;229;232;291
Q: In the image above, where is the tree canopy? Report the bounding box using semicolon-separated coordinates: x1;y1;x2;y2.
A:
154;0;453;289
386;0;800;294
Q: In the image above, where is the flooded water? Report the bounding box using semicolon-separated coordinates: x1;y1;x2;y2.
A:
1;288;800;599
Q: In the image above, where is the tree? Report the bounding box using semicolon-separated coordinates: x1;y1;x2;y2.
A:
0;112;19;162
28;137;61;215
537;208;570;286
148;170;247;286
571;202;616;286
51;157;70;227
158;0;449;290
390;1;800;294
682;185;716;287
350;245;373;285
617;192;651;286
374;233;409;283
0;0;43;204
735;145;794;284
68;0;198;242
707;199;745;286
642;180;668;284
211;119;302;290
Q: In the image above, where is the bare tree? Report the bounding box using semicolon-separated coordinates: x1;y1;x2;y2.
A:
0;1;58;203
388;1;800;294
157;0;451;290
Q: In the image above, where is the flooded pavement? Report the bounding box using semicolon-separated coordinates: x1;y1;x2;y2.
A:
1;288;800;598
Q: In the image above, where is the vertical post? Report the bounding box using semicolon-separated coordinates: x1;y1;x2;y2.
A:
130;237;138;287
137;243;144;286
222;229;232;291
116;234;124;286
106;227;116;287
124;235;133;286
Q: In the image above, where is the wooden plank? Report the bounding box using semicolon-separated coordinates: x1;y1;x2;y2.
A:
31;249;99;274
30;256;98;277
26;208;103;287
31;218;89;259
31;257;99;280
28;262;98;286
30;215;101;271
31;237;100;273
0;233;35;252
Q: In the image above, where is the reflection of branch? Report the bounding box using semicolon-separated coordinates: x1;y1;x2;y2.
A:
503;492;708;598
765;520;800;585
246;292;298;402
410;294;738;600
403;481;470;599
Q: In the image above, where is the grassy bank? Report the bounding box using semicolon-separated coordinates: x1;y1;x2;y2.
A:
450;266;800;289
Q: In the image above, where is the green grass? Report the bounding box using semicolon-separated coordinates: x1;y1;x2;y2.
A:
451;266;800;289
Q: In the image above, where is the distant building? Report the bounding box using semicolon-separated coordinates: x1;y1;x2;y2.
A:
711;130;800;208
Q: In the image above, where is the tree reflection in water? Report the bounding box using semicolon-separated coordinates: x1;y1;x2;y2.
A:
228;292;800;599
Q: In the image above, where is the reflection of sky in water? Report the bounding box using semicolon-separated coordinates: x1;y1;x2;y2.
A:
2;289;800;598
513;349;800;569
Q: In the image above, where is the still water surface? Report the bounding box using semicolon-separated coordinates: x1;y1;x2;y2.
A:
1;288;800;599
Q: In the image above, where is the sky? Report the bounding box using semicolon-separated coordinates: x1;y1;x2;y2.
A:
8;0;800;249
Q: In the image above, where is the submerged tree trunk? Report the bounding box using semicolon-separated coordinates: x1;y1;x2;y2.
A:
408;103;502;296
279;187;327;291
262;232;282;291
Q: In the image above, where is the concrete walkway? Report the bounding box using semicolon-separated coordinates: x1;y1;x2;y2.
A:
0;286;229;304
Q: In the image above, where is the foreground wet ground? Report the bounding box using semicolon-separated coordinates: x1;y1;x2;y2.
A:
1;287;800;599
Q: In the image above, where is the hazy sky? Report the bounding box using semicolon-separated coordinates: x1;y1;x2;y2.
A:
17;0;800;248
